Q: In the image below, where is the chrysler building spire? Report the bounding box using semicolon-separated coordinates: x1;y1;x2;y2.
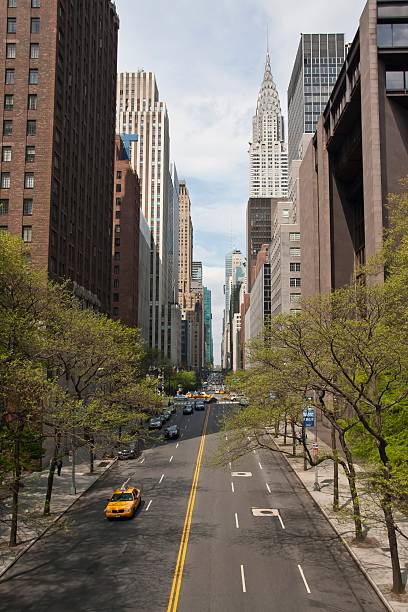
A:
249;52;288;198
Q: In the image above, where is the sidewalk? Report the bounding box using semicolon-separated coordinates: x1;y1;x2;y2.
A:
0;457;116;576
274;433;408;612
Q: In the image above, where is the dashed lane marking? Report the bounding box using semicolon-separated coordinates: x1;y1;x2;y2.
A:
145;500;152;512
240;565;247;593
231;482;235;493
159;474;164;484
266;483;271;494
298;565;311;594
235;513;239;529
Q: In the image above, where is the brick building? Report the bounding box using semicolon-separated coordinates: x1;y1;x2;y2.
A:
0;0;119;311
111;136;140;327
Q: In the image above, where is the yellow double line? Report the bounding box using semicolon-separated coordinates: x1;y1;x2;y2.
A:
167;407;210;612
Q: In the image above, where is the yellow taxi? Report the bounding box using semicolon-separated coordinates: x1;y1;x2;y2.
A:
104;486;141;520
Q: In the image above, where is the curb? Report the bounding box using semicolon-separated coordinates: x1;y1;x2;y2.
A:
276;443;396;612
0;458;118;580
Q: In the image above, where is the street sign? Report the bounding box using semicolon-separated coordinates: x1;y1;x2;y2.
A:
303;407;315;428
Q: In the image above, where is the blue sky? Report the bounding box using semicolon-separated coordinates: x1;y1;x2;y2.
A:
115;0;366;364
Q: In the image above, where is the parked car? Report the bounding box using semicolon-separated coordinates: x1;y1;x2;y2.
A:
148;417;163;430
164;424;180;439
117;443;138;460
183;404;194;415
161;410;172;421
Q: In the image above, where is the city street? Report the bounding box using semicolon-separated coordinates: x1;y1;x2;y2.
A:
0;403;387;612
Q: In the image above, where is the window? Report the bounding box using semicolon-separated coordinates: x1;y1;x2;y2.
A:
28;94;37;110
290;262;301;272
115;237;120;247
5;69;15;84
8;0;17;7
386;71;407;92
113;293;119;302
27;120;36;135
114;252;120;261
24;173;34;188
22;225;32;243
31;18;40;34
6;43;16;59
25;146;35;162
289;232;301;242
113;278;119;288
31;0;41;7
3;120;12;136
113;307;119;316
0;226;8;232
116;197;122;206
290;309;301;315
116;171;122;179
115;225;120;233
290;247;301;257
2;147;12;162
378;23;408;48
29;69;38;85
7;18;16;34
282;209;290;219
4;94;13;111
114;265;119;275
23;198;33;215
115;211;121;219
290;293;301;304
290;278;301;288
30;43;39;59
1;173;10;189
0;200;9;215
116;184;122;193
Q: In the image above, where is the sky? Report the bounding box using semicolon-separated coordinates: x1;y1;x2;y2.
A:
115;0;366;365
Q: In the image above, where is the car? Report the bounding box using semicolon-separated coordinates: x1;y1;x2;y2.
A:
117;443;138;460
148;417;163;430
205;396;217;404
195;401;205;411
183;404;194;415
161;410;172;421
164;424;180;439
104;486;141;519
167;402;177;414
239;399;249;406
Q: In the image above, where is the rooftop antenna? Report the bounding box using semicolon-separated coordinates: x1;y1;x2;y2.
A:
266;23;270;57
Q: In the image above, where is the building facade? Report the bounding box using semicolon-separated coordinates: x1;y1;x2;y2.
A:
203;286;213;367
249;53;288;199
116;71;171;353
0;0;119;311
111;136;140;327
300;0;408;298
178;180;193;308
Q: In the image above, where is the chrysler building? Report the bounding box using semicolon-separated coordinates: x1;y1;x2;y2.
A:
249;53;288;198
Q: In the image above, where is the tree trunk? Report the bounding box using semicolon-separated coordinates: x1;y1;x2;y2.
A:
331;425;339;512
89;436;95;474
44;429;61;516
283;414;288;445
339;432;364;542
382;500;405;594
302;424;308;471
291;419;296;457
9;427;22;547
274;419;280;438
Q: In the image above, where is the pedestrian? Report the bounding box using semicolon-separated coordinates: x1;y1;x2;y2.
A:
56;458;63;476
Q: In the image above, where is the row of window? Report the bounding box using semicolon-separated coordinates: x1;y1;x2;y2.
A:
0;198;33;215
7;17;40;34
0;224;33;243
386;70;408;92
1;172;35;189
4;94;37;111
378;23;408;48
6;42;39;59
5;68;39;84
4;119;37;136
7;0;41;6
2;145;35;162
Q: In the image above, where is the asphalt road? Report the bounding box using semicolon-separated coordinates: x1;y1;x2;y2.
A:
0;401;387;612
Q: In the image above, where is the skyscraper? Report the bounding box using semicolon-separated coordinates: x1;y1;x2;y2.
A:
116;71;171;352
203;287;213;367
192;261;203;284
287;34;345;214
178;181;193;308
249;53;288;199
0;0;119;312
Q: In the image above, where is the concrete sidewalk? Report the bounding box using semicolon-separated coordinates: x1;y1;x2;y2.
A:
274;433;408;612
0;457;116;576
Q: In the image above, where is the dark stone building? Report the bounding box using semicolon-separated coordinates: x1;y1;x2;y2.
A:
111;136;140;328
0;0;119;311
246;197;272;291
300;0;408;297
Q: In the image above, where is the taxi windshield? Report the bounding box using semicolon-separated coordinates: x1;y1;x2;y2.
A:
110;493;133;502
